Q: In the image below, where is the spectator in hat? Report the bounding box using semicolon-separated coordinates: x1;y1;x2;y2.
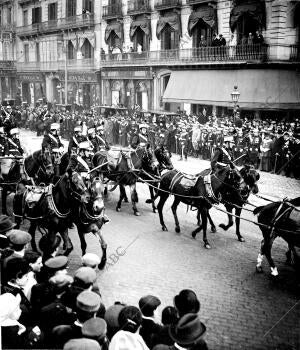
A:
104;302;126;339
82;317;109;350
174;290;200;318
153;306;179;347
153;313;208;350
109;306;149;350
0;214;16;250
82;252;101;270
38;233;62;263
64;338;101;350
139;295;163;348
24;250;43;283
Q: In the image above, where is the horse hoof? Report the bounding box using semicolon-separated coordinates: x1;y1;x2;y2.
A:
238;236;245;242
145;199;152;204
219;224;226;230
116;207;121;212
204;242;211;249
98;258;107;270
152;209;157;213
134;211;141;216
256;265;263;273
162;226;168;232
211;226;217;233
175;227;180;233
124;198;129;203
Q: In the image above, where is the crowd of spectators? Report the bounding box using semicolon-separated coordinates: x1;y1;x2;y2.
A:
0;214;208;349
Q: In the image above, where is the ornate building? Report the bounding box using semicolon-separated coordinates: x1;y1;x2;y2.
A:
99;0;300;118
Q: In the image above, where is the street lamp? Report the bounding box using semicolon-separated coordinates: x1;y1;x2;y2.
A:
231;85;240;122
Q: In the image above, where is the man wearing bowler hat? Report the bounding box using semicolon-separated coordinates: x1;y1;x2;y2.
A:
0;215;16;250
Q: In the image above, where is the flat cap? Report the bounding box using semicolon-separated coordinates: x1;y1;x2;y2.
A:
82;317;107;339
139;295;161;314
76;291;101;312
64;338;101;350
0;215;16;234
74;267;97;284
49;273;73;288
44;256;68;271
81;253;101;268
7;229;31;245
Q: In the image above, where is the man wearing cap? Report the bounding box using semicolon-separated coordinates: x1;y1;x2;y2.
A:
131;123;150;149
211;135;235;172
96;125;110;151
68;124;85;155
139;295;163;349
67;141;93;179
7;127;24;157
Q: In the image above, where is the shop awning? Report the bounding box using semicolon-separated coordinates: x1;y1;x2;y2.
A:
163;70;300;110
130;15;151;40
230;1;266;31
105;21;123;44
188;6;217;36
156;12;181;39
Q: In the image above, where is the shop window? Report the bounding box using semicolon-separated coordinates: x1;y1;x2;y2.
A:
48;3;57;21
67;0;77;18
32;7;42;24
24;44;29;62
133;27;149;52
161;24;179;50
192;19;213;47
81;39;93;59
67;41;75;59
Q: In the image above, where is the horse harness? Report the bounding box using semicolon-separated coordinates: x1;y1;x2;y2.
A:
269;199;298;237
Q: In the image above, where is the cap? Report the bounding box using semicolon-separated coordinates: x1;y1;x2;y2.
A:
0;215;16;234
79;141;93;150
82;253;101;268
88;128;95;134
139;295;161;315
139;123;149;129
50;123;60;130
7;229;31;245
44;256;68;271
64;338;101;350
82;317;107;339
76;291;101;312
10;128;19;135
74;266;97;285
49;274;73;288
74;126;82;132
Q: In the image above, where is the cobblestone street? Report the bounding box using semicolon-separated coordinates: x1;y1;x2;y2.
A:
13;130;300;350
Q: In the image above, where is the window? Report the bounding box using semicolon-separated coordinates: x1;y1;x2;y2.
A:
67;41;75;59
83;0;93;13
236;14;260;44
36;42;40;62
48;3;57;21
23;10;28;26
24;44;29;62
161;24;179;50
32;7;42;24
81;39;93;58
7;8;12;25
67;0;77;17
192;20;213;47
133;27;149;52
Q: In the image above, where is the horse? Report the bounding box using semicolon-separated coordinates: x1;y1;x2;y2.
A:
254;197;300;276
154;165;243;249
13;170;92;256
200;165;260;242
93;146;154;216
24;148;54;185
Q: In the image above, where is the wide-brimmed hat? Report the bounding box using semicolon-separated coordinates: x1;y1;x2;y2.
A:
174;289;200;315
0;215;16;234
169;313;206;346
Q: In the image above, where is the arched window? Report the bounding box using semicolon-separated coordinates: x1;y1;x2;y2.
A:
67;40;75;59
133;26;149;52
161;24;179;50
192;19;213;47
81;39;93;59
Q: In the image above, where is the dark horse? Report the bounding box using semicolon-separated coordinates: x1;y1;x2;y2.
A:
201;165;260;242
154;165;243;249
254;197;300;276
24;149;54;185
13;171;92;255
93;146;156;216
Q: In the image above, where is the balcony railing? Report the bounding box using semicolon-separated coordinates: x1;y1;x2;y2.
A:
102;4;122;19
16;14;94;37
16;58;96;72
290;45;300;61
187;0;216;4
127;0;151;14
154;0;182;10
0;60;15;70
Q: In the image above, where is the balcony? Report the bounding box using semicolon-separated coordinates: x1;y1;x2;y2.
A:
0;60;15;70
16;14;94;37
154;0;182;11
0;24;15;32
290;45;300;61
127;0;151;15
16;58;97;72
187;0;216;5
102;4;122;19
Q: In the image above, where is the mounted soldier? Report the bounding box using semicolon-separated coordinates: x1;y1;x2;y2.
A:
68;124;85;155
95;125;110;151
7;128;24;157
87;127;99;153
131;123;150;149
67;141;93;180
211;135;235;172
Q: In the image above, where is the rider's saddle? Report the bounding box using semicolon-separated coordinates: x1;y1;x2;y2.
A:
170;172;199;192
24;185;48;209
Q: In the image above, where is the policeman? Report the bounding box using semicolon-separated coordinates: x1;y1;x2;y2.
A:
68;125;84;155
42;123;64;154
67;141;93;180
131;123;150;149
95;125;110;151
211;135;235;172
7;128;24;157
178;126;189;161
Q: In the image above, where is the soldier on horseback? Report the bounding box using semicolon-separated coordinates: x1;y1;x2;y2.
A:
67;141;93;180
7;128;24;157
131;123;150;149
95;125;110;151
68;124;85;155
42;123;64;174
211;135;235;172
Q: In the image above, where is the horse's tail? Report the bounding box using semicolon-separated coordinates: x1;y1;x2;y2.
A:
253;205;265;216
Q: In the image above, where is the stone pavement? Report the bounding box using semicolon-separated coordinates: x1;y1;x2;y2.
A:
16;130;300;350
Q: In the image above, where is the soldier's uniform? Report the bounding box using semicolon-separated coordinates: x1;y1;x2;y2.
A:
211;136;234;172
95;125;110;151
248;129;261;169
88;128;99;153
0;126;9;157
130;123;150;149
68;125;85;154
7;128;24;157
42;123;64;153
67;141;93;179
178;127;189;160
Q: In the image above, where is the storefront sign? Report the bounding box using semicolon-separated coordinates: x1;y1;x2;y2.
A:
101;70;152;80
17;73;44;82
58;72;98;83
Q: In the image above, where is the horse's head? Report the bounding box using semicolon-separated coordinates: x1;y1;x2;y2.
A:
41;148;54;177
67;170;90;204
240;164;260;195
154;148;174;171
141;147;155;172
89;177;105;215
